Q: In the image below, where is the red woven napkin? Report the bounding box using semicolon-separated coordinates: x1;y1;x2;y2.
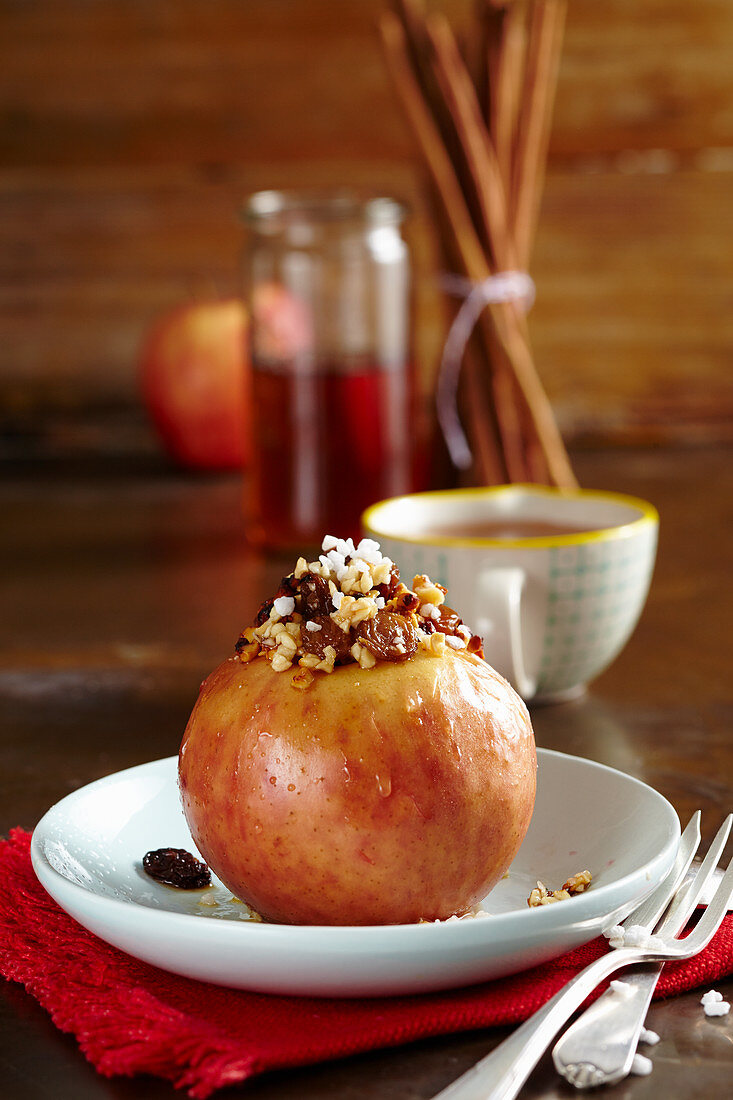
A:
2;828;731;1098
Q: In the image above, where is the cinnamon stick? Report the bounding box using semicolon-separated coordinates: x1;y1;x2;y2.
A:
462;339;508;485
392;0;493;258
481;1;529;199
380;13;488;284
512;0;567;267
427;13;514;268
378;12;498;483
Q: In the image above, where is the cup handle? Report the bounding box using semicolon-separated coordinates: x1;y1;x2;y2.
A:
475;567;536;700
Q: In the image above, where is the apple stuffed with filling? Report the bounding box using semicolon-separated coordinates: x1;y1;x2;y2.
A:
178;536;536;925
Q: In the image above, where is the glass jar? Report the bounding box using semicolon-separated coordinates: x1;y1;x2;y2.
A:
242;190;416;551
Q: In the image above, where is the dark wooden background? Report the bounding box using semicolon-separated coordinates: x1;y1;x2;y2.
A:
2;0;732;459
2;9;732;1094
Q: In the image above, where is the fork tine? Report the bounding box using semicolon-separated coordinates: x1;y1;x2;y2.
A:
658;813;733;936
680;851;733;954
622;812;701;933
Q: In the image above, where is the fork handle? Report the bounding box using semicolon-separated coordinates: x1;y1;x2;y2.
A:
431;948;645;1100
551;819;733;1089
550;964;661;1088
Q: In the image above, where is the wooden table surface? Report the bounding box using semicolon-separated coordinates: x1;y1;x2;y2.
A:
1;442;732;1099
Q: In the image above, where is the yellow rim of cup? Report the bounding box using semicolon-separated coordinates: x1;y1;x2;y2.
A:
362;484;659;550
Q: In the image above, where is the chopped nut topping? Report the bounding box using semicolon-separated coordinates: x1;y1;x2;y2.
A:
235;639;260;663
271;652;293;673
350;641;377;669
291;667;315;691
390;585;421;616
315;644;337;673
238;535;484;683
412;574;447;607
425;630;447;656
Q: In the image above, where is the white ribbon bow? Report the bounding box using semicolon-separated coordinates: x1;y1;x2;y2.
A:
437;271;536;469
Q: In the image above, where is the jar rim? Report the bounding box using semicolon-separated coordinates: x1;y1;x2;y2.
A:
241;190;407;228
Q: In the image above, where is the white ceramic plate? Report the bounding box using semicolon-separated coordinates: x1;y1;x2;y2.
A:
31;749;679;998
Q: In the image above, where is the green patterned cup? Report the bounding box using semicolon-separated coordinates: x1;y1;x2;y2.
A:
363;485;659;703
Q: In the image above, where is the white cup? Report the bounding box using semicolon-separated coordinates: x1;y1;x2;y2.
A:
363;484;659;703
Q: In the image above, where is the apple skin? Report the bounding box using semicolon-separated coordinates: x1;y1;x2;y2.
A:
140;299;250;470
178;649;536;925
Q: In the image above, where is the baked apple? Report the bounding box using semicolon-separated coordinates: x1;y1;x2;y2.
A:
179;537;536;925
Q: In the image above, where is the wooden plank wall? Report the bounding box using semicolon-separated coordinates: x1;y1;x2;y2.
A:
1;0;732;451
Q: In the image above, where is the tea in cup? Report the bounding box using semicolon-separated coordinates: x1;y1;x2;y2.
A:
362;485;659;702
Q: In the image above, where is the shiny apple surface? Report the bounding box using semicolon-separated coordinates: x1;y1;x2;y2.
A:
178;649;536;925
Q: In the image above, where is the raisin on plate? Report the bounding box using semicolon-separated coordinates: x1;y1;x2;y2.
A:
142;847;211;889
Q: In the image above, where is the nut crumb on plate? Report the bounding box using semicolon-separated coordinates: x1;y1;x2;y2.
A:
527;869;592;907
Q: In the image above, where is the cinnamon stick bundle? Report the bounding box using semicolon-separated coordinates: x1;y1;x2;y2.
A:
379;0;577;488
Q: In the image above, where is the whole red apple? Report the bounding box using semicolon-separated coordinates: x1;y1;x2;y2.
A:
140;298;250;470
179;648;536;925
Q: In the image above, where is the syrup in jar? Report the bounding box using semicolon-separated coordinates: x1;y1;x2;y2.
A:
242;192;418;550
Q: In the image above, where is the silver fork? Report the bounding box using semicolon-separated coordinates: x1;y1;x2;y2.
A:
429;814;733;1100
552;813;733;1089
